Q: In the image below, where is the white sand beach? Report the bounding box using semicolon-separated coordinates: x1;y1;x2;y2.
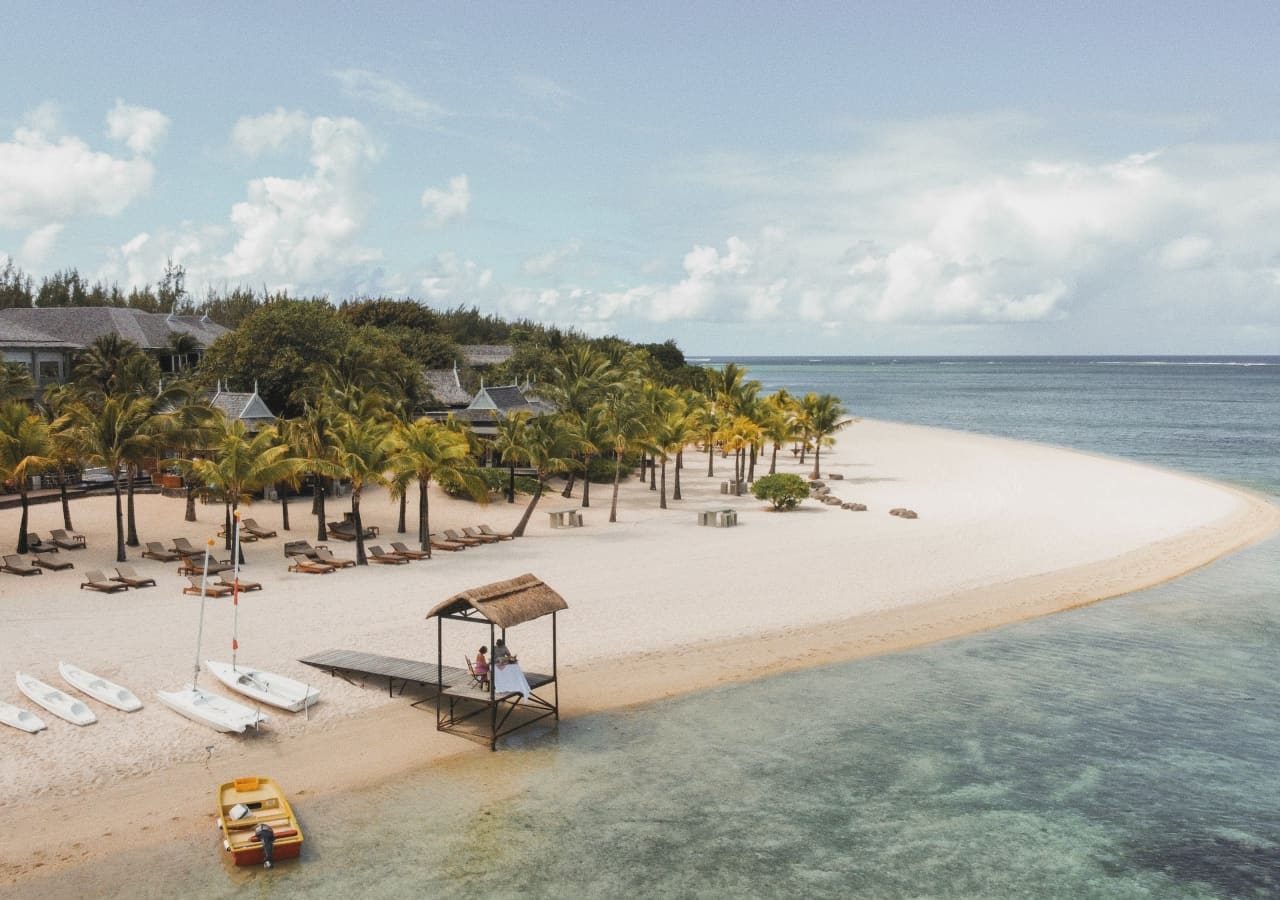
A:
1;419;1276;884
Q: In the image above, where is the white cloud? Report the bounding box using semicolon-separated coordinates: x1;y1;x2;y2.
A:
513;73;580;110
0;113;155;230
522;240;581;276
420;174;470;227
1157;234;1214;269
19;223;63;265
231;108;310;157
419;251;493;300
332;69;447;123
105;100;169;155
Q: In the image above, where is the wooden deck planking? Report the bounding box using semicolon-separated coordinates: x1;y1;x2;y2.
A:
299;648;553;700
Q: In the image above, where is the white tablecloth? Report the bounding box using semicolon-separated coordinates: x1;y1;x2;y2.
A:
493;662;532;699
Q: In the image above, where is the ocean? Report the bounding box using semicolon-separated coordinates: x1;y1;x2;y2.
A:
34;357;1280;899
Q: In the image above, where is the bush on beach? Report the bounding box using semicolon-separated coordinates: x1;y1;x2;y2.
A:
751;473;809;510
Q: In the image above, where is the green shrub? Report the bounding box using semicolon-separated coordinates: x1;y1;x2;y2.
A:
751;473;809;510
586;456;632;483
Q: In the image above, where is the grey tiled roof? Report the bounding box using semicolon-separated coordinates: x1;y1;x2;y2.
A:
466;384;557;416
208;388;277;425
422;369;471;406
0;308;228;350
0;317;71;348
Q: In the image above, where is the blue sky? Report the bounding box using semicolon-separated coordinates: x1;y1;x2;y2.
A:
3;2;1279;354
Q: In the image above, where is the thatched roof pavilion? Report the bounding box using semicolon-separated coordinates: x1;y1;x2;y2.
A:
426;573;567;749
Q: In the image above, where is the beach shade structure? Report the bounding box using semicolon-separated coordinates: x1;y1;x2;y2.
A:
426;573;567;751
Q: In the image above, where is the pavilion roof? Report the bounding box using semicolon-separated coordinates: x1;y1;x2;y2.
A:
427;573;568;629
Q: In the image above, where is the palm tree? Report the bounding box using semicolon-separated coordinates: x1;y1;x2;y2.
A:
185;419;303;558
594;386;652;524
0;402;53;553
760;390;797;475
284;400;342;543
63;395;155;562
542;346;617;500
72;334;146;397
391;417;486;556
0;362;34;402
492;412;578;537
800;392;852;479
38;383;84;531
330;414;395;565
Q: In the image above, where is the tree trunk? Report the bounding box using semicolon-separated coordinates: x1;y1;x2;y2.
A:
811;445;821;480
113;477;126;563
649;456;657;491
280;488;290;531
706;434;715;477
185;477;197;522
673;450;683;500
748;445;757;482
610;460;622;523
315;477;328;542
507;466;516;503
581;457;592;508
397;490;407;534
769;444;778;475
352;489;367;565
59;471;72;530
511;478;544;538
659;458;667;509
418;479;431;557
125;467;139;547
17;492;30;553
224;502;234;553
561;471;576;499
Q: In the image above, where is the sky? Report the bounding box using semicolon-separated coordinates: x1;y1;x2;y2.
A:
2;2;1279;355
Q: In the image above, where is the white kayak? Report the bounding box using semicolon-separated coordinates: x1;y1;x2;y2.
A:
0;697;46;733
204;661;320;712
157;685;269;733
58;662;143;712
16;672;97;726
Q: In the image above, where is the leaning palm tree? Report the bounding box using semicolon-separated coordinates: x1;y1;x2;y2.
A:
330;413;395;565
594;386;654;524
185;419;304;559
759;389;797;475
391;417;487;556
63;395;155;562
800;392;852;479
284;399;343;543
0;402;53;553
39;383;85;531
492;412;579;537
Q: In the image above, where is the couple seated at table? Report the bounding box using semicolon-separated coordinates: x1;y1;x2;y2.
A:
474;640;530;698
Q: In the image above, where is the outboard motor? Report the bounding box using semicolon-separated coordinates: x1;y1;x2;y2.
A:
254;823;276;869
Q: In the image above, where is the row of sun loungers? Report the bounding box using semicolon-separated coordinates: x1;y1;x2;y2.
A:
25;530;86;553
2;554;75;575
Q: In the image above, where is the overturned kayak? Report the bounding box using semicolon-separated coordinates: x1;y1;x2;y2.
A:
16;672;96;726
58;662;142;712
0;697;46;733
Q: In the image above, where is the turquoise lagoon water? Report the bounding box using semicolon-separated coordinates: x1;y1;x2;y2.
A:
28;358;1280;899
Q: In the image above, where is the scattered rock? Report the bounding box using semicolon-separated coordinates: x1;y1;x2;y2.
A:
828;473;844;480
843;502;867;511
889;507;918;519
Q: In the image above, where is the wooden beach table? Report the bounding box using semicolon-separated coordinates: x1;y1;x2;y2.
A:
546;508;584;528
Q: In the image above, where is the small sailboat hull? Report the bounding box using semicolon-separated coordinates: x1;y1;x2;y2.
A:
204;661;320;712
16;672;96;726
217;776;304;866
0;698;46;733
58;662;142;712
157;686;269;733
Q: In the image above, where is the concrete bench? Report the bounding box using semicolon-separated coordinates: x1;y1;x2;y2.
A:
547;509;584;528
697;508;739;527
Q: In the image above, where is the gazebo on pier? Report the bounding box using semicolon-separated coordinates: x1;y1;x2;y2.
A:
426;573;567;750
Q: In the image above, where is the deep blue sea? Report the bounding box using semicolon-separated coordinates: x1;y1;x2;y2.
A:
29;357;1280;899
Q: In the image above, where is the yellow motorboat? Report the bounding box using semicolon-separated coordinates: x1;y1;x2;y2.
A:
217;776;303;867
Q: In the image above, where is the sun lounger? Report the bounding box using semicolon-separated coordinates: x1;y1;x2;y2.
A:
478;524;514;541
171;537;200;557
313;547;355;569
389;541;429;560
183;575;233;597
50;528;86;550
218;574;262;592
428;533;467;552
33;554;74;571
240;518;277;539
142;542;182;562
367;545;410;565
81;569;128;593
462;527;501;544
178;556;235;576
2;554;42;576
111;565;156;588
27;533;59;554
288;554;335;574
217;524;259;542
283;540;327;559
444;529;485;547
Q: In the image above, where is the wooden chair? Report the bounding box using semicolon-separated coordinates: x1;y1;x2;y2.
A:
465;656;489;690
81;570;128;593
171;537;200;557
240;518;278;539
478;524;514;541
462;527;501;544
218;574;262;592
283;540;326;559
428;534;467;552
183;575;233;597
2;555;42;576
443;529;484;547
111;564;156;588
389;541;428;560
178;556;234;577
33;554;74;571
366;545;410;565
27;533;59;554
50;528;86;550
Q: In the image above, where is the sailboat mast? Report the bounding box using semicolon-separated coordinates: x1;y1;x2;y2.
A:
192;539;214;689
231;511;241;670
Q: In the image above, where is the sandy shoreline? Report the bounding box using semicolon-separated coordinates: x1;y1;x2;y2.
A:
1;419;1277;885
